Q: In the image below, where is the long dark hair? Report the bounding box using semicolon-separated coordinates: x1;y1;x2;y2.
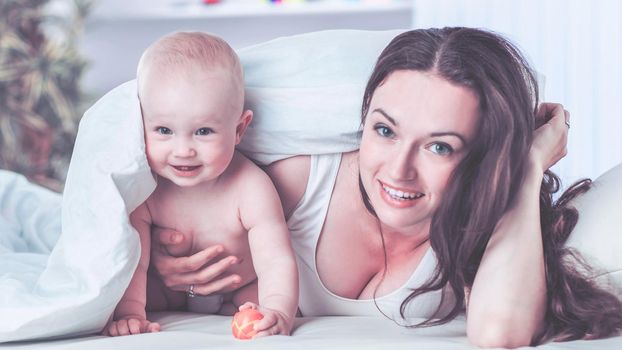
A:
360;27;622;343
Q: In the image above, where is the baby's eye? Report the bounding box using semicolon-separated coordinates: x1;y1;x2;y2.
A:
195;127;214;136
429;142;454;156
156;127;172;135
374;124;395;138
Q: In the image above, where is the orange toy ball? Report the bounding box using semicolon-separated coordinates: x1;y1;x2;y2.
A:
231;309;264;340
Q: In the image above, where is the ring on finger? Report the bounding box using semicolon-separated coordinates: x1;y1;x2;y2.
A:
187;284;196;298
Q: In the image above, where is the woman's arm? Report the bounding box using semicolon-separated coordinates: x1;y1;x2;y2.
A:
263;155;311;219
467;103;569;348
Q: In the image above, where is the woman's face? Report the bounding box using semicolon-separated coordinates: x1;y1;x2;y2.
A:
359;70;480;233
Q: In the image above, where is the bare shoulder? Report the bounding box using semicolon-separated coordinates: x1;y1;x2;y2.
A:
227;151;275;190
227;151;268;185
230;152;288;228
264;155;311;219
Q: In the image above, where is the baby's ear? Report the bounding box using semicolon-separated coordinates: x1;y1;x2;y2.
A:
235;109;253;145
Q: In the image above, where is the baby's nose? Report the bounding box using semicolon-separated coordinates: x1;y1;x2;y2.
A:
174;140;197;157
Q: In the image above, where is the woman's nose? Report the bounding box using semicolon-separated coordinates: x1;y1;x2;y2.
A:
389;146;417;180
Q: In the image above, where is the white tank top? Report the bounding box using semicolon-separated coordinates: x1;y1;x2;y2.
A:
287;153;454;322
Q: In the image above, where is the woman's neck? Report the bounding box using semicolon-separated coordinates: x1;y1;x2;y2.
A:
378;221;431;257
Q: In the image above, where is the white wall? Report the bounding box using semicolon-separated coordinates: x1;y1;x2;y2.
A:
413;0;622;184
80;0;412;99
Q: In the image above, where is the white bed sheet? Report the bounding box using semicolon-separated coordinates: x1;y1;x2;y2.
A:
4;312;621;350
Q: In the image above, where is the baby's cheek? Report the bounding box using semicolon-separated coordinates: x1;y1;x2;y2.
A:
144;138;159;156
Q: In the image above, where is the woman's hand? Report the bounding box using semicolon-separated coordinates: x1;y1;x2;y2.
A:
150;228;242;296
530;102;570;173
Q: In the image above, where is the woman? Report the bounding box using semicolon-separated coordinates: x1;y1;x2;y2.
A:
149;27;622;347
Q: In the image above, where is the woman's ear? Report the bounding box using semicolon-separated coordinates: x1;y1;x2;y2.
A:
235;109;253;145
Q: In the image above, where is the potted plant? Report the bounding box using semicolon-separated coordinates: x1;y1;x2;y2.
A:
0;0;92;191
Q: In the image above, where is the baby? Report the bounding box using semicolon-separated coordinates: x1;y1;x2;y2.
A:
105;32;298;337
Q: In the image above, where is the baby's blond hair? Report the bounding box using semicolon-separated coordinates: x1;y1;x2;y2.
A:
137;32;244;109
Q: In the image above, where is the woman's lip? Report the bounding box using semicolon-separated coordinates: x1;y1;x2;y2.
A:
378;181;424;209
379;181;422;195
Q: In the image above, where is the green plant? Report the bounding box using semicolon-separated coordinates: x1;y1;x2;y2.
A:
0;0;93;191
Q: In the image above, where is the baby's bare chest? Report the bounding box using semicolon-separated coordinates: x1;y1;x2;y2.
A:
148;190;249;256
148;191;257;285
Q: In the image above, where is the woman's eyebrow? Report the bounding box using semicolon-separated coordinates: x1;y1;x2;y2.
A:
429;132;467;145
373;108;467;145
372;108;398;126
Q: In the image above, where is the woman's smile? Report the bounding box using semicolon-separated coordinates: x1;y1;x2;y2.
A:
379;181;425;208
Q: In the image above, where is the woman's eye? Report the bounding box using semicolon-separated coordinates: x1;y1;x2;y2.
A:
156;127;172;135
374;124;395;138
429;143;454;155
196;127;213;136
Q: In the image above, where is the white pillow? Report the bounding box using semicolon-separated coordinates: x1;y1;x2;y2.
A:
566;162;622;297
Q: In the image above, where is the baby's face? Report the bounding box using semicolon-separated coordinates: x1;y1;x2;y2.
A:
140;69;242;187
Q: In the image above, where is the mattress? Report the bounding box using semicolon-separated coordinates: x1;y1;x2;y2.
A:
5;312;621;349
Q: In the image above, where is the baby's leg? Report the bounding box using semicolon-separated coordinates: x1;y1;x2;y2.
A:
219;279;258;315
146;268;186;311
186;294;223;314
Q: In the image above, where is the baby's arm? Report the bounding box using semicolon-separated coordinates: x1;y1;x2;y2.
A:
239;168;299;336
105;203;160;336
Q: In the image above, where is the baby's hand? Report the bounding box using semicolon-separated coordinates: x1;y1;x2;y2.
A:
239;302;293;337
104;316;161;336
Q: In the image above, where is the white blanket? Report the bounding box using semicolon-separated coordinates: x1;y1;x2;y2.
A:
0;81;156;342
237;29;404;164
0;170;63;326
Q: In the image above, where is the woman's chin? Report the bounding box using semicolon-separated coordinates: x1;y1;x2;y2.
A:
375;210;432;234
